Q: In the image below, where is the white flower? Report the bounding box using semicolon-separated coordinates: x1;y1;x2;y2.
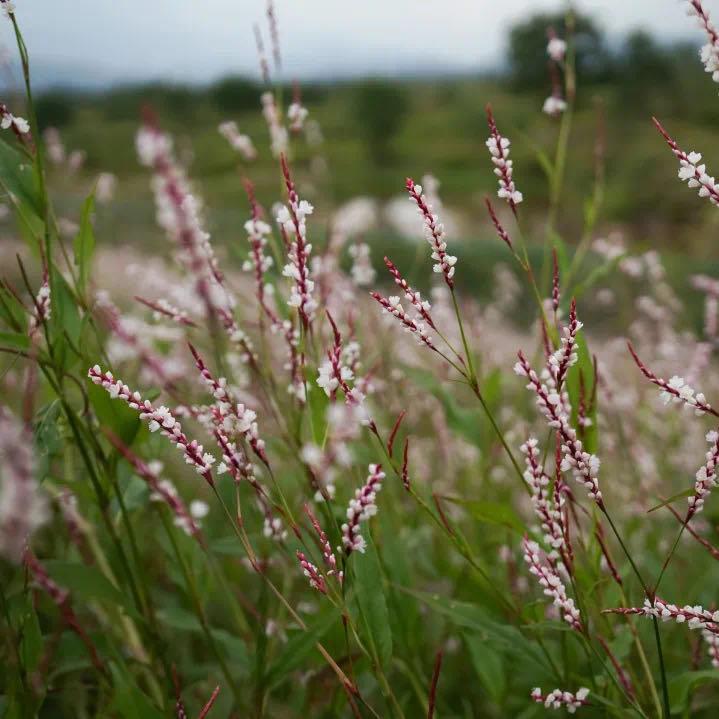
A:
547;37;567;62
543;95;567;117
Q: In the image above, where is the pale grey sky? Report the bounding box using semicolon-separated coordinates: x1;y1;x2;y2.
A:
1;1;705;87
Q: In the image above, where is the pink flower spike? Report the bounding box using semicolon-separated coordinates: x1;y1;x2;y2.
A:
686;1;719;84
383;256;435;329
605;597;719;635
484;197;514;253
531;687;589;713
627;342;717;417
687;429;719;519
653;117;719;207
341;464;385;555
485;105;523;211
370;292;436;351
522;536;582;632
296;550;327;593
405;177;457;288
88;365;215;486
304;503;340;581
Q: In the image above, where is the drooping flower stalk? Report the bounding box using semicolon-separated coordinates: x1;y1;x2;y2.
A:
652;117;719;207
88;366;216;485
383;256;435;329
627;342;716;416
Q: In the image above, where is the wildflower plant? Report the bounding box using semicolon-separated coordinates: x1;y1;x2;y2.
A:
4;3;719;718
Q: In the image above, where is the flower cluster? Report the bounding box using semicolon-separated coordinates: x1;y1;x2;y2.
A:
135;296;196;327
522;537;582;631
189;344;268;464
370;293;436;350
0;103;29;136
305;503;341;581
653;117;719;207
686;1;719;84
296;551;326;593
28;272;51;338
218;120;257;161
485;105;523;209
405;178;457;287
287;101;309;132
547;299;581;391
628;342;716;416
88;366;216;484
242;180;274;313
515;351;603;506
521;439;568;565
348;242;375;286
606;598;719;635
531;687;589;713
278;155;317;326
341;464;385;554
261;91;288;158
546;34;567;63
687;430;719;518
383;256;435;329
0;409;48;562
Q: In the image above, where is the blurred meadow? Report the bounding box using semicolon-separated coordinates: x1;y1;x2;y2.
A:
6;1;719;717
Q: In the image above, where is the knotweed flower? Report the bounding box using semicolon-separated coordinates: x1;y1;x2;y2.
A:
135;296;196;327
317;312;364;406
370;293;436;350
28;270;51;338
278;155;317;327
383;256;435;329
189;344;268;464
88;366;216;485
288;101;309;133
703;628;719;667
266;0;282;71
348;242;375;286
543;95;567;117
113;448;202;540
653;117;719;207
515;351;603;506
405;178;457;288
687;430;719;518
521;439;568;565
0;103;29;136
261;92;288;158
531;687;589;713
0;409;48;562
686;1;719;84
522;537;582;631
484;198;515;253
485;105;523;210
218;121;257;161
627;342;716;416
296;551;326;593
546;33;567;63
242;179;275;316
304;503;341;580
547;299;581;391
606;598;719;635
341;464;385;555
1;1;15;19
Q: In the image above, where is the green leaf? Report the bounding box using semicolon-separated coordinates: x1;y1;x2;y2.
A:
669;670;719;714
0;137;43;220
266;605;341;688
42;561;132;612
88;382;141;447
110;663;164;719
73;192;96;295
399;587;554;677
352;532;393;668
464;633;505;703
0;331;30;352
647;488;694;514
307;382;329;446
441;497;525;534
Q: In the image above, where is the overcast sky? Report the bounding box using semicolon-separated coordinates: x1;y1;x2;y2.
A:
0;1;704;88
